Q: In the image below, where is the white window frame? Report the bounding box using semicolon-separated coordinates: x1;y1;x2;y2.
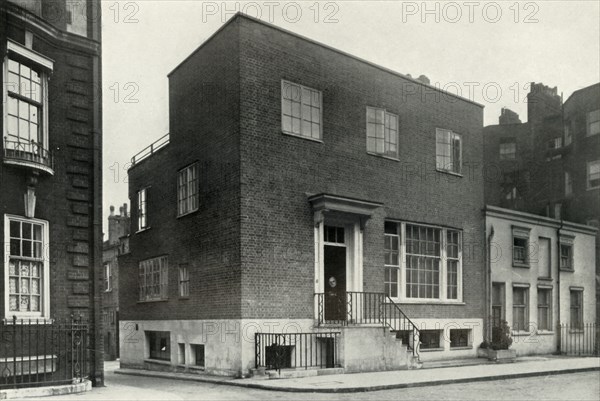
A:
435;128;462;175
384;223;400;298
139;256;169;302
387;221;463;304
177;163;199;217
4;214;50;320
569;288;584;329
281;80;322;141
512;226;530;267
2;41;52;157
137;187;148;231
178;265;189;298
536;286;552;332
512;284;530;333
559;235;574;271
366;106;399;159
586;109;600;137
499;140;516;160
104;262;112;292
587;160;600;190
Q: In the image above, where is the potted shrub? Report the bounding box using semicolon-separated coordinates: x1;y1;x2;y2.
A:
480;321;516;362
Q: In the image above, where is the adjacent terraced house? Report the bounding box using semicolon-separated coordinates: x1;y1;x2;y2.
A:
119;13;486;377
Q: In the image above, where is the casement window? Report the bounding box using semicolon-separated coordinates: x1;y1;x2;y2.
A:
3;41;52;165
512;285;529;332
147;331;170;361
179;265;189;298
137;188;148;231
587;109;600;137
281;80;322;140
569;289;583;329
537;287;552;331
565;171;572;196
5;215;49;319
435;129;462;174
177;163;199;216
384;222;400;298
139;256;168;301
512;226;530;267
587;160;600;190
449;329;470;348
419;330;442;350
559;236;574;271
385;222;462;302
491;282;505;328
366;107;398;158
499;139;516;160
104;262;112;292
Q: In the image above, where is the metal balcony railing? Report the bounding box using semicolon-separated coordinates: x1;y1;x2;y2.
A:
3;138;54;174
130;134;170;166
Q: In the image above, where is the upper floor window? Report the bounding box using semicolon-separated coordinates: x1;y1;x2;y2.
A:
559;236;574;271
104;262;112;292
587;160;600;190
565;171;573;196
587;109;600;137
177;163;199;216
499;139;516;160
548;137;562;149
139;256;168;301
137;188;148;231
179;265;190;298
4;215;49;319
512;226;530;267
564;120;572;145
366;107;398;158
436;129;462;174
281;80;322;140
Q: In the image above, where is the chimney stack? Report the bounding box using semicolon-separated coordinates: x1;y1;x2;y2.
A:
417;75;430;85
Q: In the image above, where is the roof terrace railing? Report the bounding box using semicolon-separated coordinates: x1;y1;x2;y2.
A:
130;133;170;166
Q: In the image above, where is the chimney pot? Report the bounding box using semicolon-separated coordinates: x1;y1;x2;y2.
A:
109;205;114;216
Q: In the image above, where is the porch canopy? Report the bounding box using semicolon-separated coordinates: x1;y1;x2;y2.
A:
307;193;382;228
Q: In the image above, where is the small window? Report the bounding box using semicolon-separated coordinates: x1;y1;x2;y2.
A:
565;171;572;196
177;163;199;216
512;286;529;332
191;344;205;367
104;262;112;292
384;222;399;298
537;288;552;331
547;137;562;149
419;330;441;350
587;160;600;190
449;329;470;348
499;139;516;160
436;129;462;174
491;283;505;328
179;265;190;297
137;188;148;230
513;237;528;265
569;290;583;329
587;109;600;137
281;80;322;140
366;107;399;158
560;243;573;271
147;331;170;361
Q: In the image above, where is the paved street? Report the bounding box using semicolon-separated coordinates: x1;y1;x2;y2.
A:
21;362;600;401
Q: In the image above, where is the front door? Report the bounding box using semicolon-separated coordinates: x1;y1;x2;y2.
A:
324;226;347;321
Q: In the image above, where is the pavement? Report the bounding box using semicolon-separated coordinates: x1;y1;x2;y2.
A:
115;355;600;393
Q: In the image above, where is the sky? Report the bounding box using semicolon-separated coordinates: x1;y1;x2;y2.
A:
101;0;600;234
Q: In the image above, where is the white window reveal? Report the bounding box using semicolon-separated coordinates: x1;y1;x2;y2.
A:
281;80;322;140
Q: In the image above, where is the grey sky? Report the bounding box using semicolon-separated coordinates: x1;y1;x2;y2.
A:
101;0;600;234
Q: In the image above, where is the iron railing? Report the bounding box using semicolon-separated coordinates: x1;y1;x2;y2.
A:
130;134;169;166
315;291;421;358
0;317;89;389
558;323;599;356
3;138;53;172
255;332;340;372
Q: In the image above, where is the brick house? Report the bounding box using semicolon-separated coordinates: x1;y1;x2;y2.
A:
483;83;600;322
1;0;103;388
102;204;129;361
119;13;486;377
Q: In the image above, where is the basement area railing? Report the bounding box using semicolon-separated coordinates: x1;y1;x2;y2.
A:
315;291;421;358
254;332;340;372
558;322;599;356
0;316;89;389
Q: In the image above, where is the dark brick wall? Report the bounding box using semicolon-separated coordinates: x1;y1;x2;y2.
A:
236;16;485;320
119;20;242;322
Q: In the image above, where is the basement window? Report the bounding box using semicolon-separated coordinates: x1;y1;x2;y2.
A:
449;329;470;348
419;330;442;350
147;331;170;361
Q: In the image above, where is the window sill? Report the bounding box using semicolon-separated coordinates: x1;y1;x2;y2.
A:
512;331;532;336
177;209;199;219
366;152;399;162
536;331;554;336
178;297;190;301
281;131;323;143
137;299;168;304
512;262;530;268
390;298;465;305
537;277;553;282
188;365;206;371
136;227;151;234
419;347;444;352
586;186;600;191
435;169;463;178
144;359;171;366
450;346;473;350
559;268;574;273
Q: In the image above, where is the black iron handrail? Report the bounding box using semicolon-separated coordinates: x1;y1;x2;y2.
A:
315;291;421;359
3;138;53;171
130;133;169;166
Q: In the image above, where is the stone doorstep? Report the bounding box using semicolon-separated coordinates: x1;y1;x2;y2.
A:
267;367;345;379
0;379;91;400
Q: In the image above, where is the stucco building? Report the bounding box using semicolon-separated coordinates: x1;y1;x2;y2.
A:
118;13;486;377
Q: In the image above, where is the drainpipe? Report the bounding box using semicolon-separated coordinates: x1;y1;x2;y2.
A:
556;218;563;353
486;222;495;343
